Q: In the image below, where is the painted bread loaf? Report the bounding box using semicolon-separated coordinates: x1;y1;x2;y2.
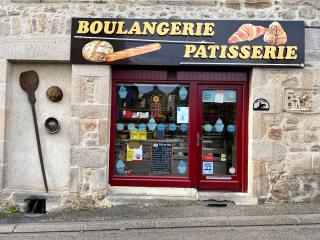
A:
263;22;287;45
82;40;114;62
105;43;161;62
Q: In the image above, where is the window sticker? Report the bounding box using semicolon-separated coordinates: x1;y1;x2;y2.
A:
215;92;224;103
202;161;214;175
203;90;215;102
229;167;236;174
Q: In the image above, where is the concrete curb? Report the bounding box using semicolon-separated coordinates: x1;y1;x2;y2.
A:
1;214;320;234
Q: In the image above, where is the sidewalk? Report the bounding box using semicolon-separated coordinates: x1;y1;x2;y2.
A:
1;201;320;233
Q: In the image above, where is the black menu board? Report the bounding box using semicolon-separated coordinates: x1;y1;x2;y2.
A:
151;142;172;173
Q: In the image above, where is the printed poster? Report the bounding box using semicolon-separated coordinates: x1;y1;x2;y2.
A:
177;107;189;124
130;130;147;140
127;144;143;161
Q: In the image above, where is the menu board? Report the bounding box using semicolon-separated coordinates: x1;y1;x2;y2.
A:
151;142;172;173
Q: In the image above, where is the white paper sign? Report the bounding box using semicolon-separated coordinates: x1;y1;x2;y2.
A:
215;92;224;103
177;107;189;123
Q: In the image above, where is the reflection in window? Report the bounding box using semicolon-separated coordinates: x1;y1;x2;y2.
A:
115;84;189;177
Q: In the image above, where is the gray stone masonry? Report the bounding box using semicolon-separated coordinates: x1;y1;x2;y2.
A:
69;65;111;208
1;0;320;209
250;65;320;204
0;60;10;193
0;1;320;63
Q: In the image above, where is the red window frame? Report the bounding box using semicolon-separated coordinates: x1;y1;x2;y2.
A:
109;68;248;191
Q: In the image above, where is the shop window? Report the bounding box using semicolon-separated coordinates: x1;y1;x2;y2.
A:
114;84;189;177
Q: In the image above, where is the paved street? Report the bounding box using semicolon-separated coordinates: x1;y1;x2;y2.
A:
2;202;320;239
1;225;320;240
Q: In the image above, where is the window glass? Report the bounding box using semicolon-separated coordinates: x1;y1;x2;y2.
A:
202;90;237;177
115;84;189;177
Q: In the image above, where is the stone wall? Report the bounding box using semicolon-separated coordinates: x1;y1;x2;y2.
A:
1;0;320;39
0;61;10;192
69;65;111;208
1;0;320;207
250;65;320;203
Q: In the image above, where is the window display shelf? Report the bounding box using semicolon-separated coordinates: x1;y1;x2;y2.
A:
172;156;188;160
173;146;188;150
202;148;226;154
117;138;186;143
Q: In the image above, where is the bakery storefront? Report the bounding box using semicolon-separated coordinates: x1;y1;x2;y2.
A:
71;18;304;192
0;13;310;211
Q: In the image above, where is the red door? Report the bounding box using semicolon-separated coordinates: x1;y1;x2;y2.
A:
196;85;245;191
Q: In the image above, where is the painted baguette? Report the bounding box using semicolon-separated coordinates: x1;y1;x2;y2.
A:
105;43;161;62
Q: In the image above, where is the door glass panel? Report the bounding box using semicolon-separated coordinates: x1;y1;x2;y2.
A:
201;90;237;177
114;83;189;177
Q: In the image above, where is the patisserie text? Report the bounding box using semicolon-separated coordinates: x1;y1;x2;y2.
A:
184;44;297;60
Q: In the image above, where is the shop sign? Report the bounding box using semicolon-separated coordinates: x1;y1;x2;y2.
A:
253;98;270;111
152;142;172;173
71;18;305;67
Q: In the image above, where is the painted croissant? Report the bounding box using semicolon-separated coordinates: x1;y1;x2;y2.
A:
263;22;287;45
228;24;266;43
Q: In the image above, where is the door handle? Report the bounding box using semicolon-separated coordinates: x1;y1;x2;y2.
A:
197;132;202;147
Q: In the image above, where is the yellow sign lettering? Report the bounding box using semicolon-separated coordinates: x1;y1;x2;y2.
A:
141;22;157;35
181;22;195;36
184;44;197;58
208;45;220;58
285;46;298;59
103;21;117;34
77;21;90;34
128;21;142;35
116;21;128;34
251;46;263;59
263;46;277;59
203;23;215;37
227;45;239;59
170;22;182;36
89;21;103;34
194;44;208;59
239;45;251;59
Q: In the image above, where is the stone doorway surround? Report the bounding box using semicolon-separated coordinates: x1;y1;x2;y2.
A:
69;64;111;208
0;61;10;195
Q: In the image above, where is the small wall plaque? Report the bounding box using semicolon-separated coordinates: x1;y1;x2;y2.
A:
253;98;270;111
283;88;313;112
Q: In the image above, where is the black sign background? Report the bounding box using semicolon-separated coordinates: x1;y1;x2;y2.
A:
71;18;305;67
151;142;172;173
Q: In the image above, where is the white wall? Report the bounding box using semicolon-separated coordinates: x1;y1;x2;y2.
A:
4;63;71;192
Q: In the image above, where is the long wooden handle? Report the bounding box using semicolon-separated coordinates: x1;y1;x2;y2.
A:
31;103;49;193
105;43;161;62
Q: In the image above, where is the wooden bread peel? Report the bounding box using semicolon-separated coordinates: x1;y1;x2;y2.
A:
19;70;49;193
